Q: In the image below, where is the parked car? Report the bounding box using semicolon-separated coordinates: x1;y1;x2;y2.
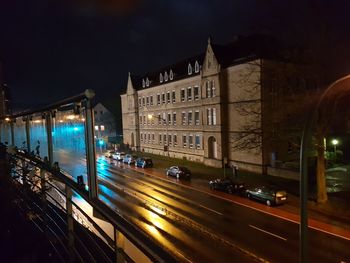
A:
104;150;115;158
209;178;245;194
245;186;287;206
112;152;126;161
123;154;137;165
166;166;191;179
135;157;153;168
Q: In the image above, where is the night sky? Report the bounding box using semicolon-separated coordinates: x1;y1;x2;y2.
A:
1;0;350;111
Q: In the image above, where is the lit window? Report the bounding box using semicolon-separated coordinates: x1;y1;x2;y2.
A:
146;78;150;87
213;108;216;125
195;61;199;73
94;125;99;131
206;81;211;98
188;63;192;75
164;71;168;81
100;125;105;131
169;69;174;80
207;108;212;125
159;73;163;83
211;80;216;97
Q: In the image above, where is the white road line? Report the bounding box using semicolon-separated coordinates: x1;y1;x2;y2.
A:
249;224;287;242
199;204;223;215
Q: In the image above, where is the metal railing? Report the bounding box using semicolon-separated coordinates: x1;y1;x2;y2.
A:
0;90;177;263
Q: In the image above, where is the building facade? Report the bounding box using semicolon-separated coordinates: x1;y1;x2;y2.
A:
93;102;117;149
121;35;319;176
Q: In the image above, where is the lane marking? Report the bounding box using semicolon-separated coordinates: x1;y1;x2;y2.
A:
249;224;287;242
199;204;223;215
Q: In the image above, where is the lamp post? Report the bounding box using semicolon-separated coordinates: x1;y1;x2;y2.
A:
331;139;338;153
148;114;169;157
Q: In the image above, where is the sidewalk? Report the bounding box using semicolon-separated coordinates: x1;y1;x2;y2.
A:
130;152;350;237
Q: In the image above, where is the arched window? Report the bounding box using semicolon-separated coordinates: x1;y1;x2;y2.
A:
159;73;163;83
208;136;217;159
142;79;145;88
169;69;174;80
188;63;192;75
195;61;199;73
164;71;168;81
146;78;150;87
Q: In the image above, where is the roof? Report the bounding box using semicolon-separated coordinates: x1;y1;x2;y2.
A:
129;34;285;91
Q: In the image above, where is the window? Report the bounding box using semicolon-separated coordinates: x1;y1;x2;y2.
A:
181;89;185;102
162;93;166;104
173;112;177;125
188;111;193;125
139;116;142;125
100;125;105;131
195;111;199;125
159;73;163;83
142;97;145;106
206;81;211;98
141;133;143;141
150;96;153;106
211;80;216;97
182;112;186;125
163;113;166;124
142;79;145;88
164;71;168;81
169;69;174;80
174;134;177;146
148;134;151;141
183;135;187;147
146;78;149;87
138;98;142;107
168;113;171;125
188;63;192;75
168;134;172;145
146;96;149;106
187;87;192;101
189;135;193;148
159;134;162;143
163;134;167;143
195;61;199;73
194;86;199;100
152;133;155;142
158;114;161;125
172;91;176;103
94;125;99;131
143;115;146;125
157;94;161;105
167;92;170;103
207;108;216;125
195;135;201;149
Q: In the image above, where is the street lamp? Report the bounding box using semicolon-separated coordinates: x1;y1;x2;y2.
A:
148;114;169;157
331;139;338;153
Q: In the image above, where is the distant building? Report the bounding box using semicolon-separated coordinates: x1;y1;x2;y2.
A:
121;35;320;177
93;102;117;149
0;63;10;118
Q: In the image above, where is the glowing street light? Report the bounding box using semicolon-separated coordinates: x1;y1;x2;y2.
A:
331;139;339;153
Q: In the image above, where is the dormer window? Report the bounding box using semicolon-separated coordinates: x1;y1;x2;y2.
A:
195;61;199;73
142;79;145;88
164;71;168;82
146;78;150;87
159;73;163;83
188;63;192;75
169;69;174;80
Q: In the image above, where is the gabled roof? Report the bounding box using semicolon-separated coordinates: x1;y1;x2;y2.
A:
129;34;285;91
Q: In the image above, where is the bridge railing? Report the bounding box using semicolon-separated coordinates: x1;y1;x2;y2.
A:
0;90;177;263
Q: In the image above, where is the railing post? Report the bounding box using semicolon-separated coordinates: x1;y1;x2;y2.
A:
45;112;54;165
40;168;48;234
84;89;98;199
25;117;31;153
65;185;75;262
10;120;14;146
114;228;126;263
